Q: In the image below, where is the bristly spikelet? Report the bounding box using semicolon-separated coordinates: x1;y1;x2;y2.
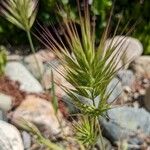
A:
0;0;38;31
37;0;126;116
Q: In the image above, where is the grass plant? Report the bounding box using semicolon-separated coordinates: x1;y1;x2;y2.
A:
37;0;129;149
0;0;42;80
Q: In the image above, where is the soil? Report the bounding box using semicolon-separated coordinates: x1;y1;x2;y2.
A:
0;75;68;117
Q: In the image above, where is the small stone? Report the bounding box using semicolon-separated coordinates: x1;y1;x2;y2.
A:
134;92;139;99
23;54;44;79
0;120;24;150
11;95;69;138
22;131;31;150
139;89;146;95
130;56;150;78
0;93;12;111
5;62;43;93
123;86;132;93
117;70;135;87
133;101;140;108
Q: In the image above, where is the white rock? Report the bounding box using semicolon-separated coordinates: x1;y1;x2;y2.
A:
12;95;68;138
104;36;143;69
0;120;24;150
22;131;31;150
130;56;150;78
23;54;44;79
5;62;43;93
0;93;12;111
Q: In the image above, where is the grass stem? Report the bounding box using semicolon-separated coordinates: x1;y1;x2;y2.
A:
26;30;43;81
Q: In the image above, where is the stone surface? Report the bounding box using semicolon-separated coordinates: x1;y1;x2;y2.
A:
0;120;24;150
0;110;3;120
0;93;12;111
100;106;150;143
106;78;123;103
21;131;31;150
23;54;44;79
12;95;69;138
105;36;143;69
144;86;150;111
7;54;23;62
5;62;43;93
117;69;135;87
130;56;150;78
42;64;72;96
93;137;112;150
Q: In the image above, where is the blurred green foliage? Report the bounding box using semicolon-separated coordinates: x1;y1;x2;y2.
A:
112;0;150;54
0;46;7;75
0;0;150;54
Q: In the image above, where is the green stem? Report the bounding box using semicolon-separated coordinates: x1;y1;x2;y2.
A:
26;30;42;81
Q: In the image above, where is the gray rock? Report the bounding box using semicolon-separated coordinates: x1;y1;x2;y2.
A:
0;110;3;120
130;56;150;78
106;78;123;103
105;36;143;69
0;120;24;150
144;86;150;111
22;131;31;150
0;93;12;111
117;70;135;87
93;137;112;150
5;62;43;93
100;106;150;143
23;54;44;79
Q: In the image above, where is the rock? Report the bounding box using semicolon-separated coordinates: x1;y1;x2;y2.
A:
0;120;24;150
23;54;44;79
7;54;23;62
0;110;3;120
105;36;143;69
11;95;69;138
93;137;112;150
130;56;150;78
21;131;31;150
100;106;150;144
42;63;72;96
0;93;12;111
36;49;56;63
117;70;135;87
144;86;150;111
5;62;43;93
106;78;123;103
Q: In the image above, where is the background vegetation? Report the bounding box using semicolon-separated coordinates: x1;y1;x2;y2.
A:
0;0;150;54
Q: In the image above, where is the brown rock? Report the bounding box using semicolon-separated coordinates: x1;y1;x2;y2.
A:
11;95;70;138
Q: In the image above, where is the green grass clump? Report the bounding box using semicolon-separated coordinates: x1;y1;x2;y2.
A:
37;1;127;148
